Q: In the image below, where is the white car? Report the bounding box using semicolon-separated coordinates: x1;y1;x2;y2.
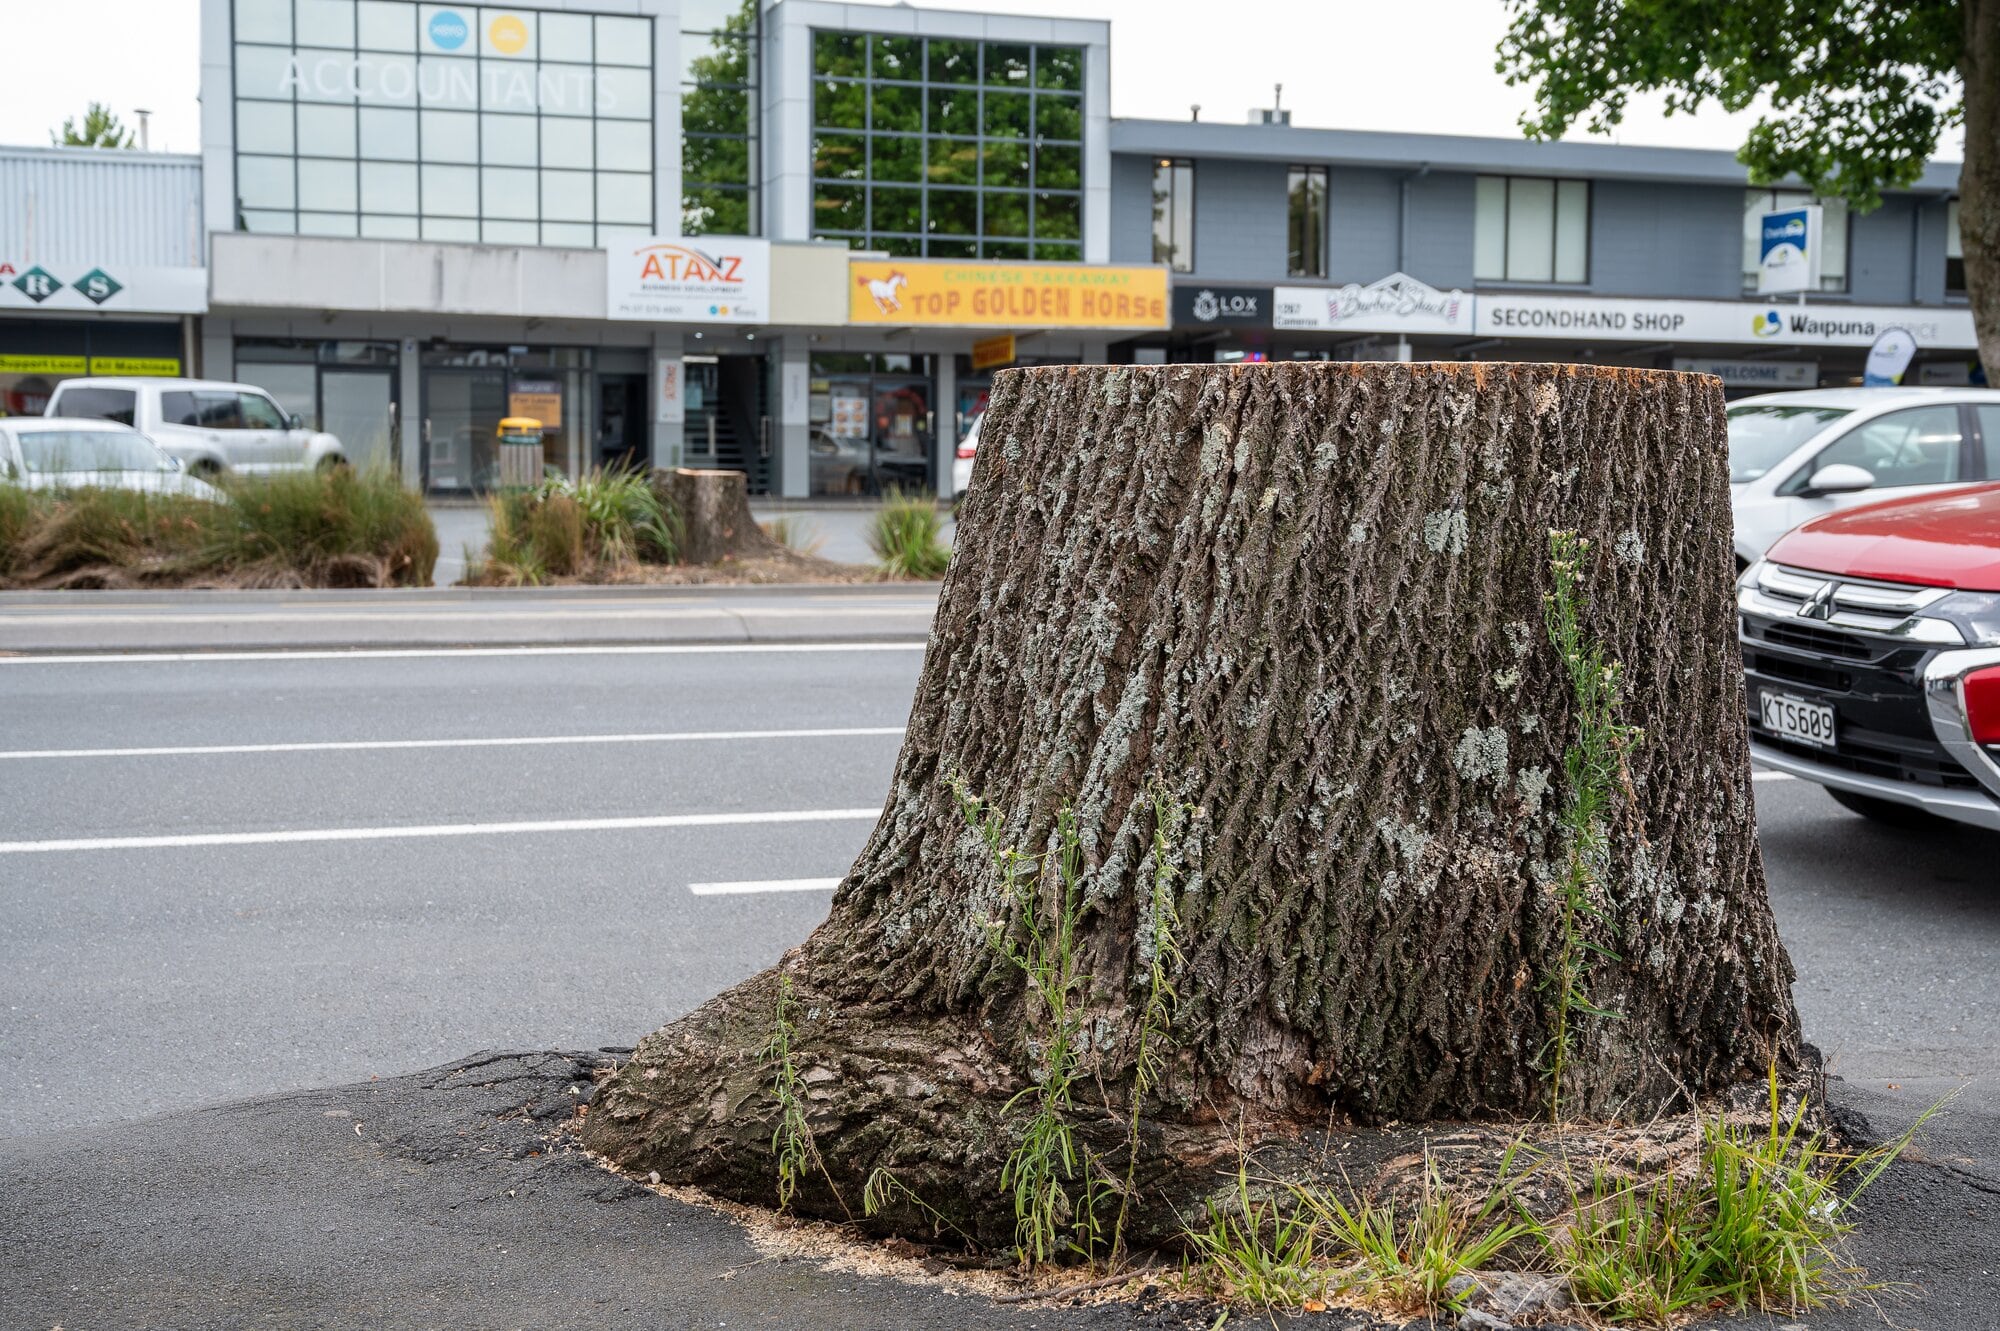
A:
45;377;347;478
0;417;225;500
1729;387;2000;569
952;413;983;499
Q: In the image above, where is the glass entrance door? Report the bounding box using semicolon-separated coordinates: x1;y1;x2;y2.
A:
323;370;396;473
871;379;932;493
424;369;507;492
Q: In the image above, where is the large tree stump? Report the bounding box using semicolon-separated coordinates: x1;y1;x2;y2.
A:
589;363;1800;1248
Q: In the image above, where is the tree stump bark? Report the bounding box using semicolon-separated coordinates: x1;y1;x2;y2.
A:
652;467;789;565
589;363;1800;1249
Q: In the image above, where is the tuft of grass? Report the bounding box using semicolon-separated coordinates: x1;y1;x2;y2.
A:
471;468;679;585
0;467;435;588
1180;1160;1328;1312
862;1166;975;1245
866;489;951;580
761;974;844;1216
761;513;825;557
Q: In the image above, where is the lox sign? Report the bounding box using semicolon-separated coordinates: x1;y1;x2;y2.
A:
1757;206;1823;296
606;237;770;323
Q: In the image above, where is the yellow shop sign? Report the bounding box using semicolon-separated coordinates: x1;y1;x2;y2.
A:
849;260;1169;330
0;354;88;375
89;356;182;376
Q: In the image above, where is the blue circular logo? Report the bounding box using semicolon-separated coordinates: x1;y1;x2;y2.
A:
428;10;469;49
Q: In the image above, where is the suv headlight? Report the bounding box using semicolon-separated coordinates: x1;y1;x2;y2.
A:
1737;559;1767;592
1918;590;2000;646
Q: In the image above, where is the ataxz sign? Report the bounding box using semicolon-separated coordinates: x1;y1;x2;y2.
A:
606;238;769;324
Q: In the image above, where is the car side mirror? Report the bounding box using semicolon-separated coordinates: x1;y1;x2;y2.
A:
288;413;306;431
1803;463;1877;496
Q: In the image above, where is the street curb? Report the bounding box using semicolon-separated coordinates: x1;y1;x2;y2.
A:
0;581;944;608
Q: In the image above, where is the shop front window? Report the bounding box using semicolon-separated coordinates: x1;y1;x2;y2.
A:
808;354;935;496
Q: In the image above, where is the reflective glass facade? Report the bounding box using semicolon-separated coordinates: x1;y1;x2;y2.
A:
809;32;1084;260
680;0;758;235
229;0;655;245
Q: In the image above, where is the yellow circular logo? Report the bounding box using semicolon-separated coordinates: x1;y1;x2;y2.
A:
488;15;528;54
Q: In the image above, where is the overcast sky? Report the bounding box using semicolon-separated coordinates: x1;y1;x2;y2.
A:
0;0;1956;165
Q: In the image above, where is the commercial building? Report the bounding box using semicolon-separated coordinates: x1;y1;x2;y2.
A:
0;0;1981;498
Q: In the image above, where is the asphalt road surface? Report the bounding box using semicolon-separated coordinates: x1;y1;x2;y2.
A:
3;640;1994;1143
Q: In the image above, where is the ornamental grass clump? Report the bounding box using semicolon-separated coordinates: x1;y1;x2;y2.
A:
866;488;951;579
469;468;680;585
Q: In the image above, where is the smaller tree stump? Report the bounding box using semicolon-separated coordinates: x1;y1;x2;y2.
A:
653;468;789;565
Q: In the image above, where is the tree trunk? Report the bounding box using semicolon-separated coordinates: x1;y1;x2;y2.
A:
652;467;789;565
589;363;1800;1249
1961;0;2000;380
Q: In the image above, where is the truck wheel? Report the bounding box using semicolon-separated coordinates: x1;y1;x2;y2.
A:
1825;787;1940;828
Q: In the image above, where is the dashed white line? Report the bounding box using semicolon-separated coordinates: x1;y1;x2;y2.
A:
0;808;882;856
1751;771;1795;783
0;642;928;665
0;726;906;762
688;877;843;896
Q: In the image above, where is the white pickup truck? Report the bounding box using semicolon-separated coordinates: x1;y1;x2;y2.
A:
46;377;348;477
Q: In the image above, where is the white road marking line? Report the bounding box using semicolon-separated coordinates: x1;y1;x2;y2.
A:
0;726;906;762
0;642;928;666
689;877;843;896
1751;771;1795;783
0;603;935;627
0;808;882;856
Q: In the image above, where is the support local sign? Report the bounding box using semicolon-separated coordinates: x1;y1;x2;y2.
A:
849;260;1168;329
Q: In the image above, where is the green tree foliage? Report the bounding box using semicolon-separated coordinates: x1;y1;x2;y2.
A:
52;102;136;149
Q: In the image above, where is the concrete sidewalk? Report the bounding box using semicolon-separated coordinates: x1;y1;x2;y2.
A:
0;583;941;654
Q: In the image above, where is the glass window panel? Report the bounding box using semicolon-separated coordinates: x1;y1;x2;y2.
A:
297;0;355;47
533;64;597;117
421;216;479;241
235;0;291;45
479;7;536;60
926;137;979;186
984;240;1029;260
357;0;414;50
928;237;977;258
1288;166;1326;278
234;44;297;102
683;185;750;234
541;221;595;247
481;113;538;165
420;109;478;162
356;53;419;105
299;211;360;237
814;32;866;77
241;209;295;232
594;16;652;66
926;87;976;137
983;91;1030;139
1035;96;1081;143
597;172;653;224
1740;190;1768;284
1554;179;1589;283
986;44;1030;85
596;223;652;247
928;39;977;84
1173;165;1192;268
984;140;1028;189
542;169;595;221
1034;46;1082;92
872;36;920;80
361;213;421;237
482;219;539;243
870;135;921;183
594;119;650;171
1151;159;1190;271
297;103;357;156
237;155;297;209
1820;197;1848;286
481;62;538;111
541;117;592;170
812;183;863;230
684;134;749;185
361;160;418;213
1505;178;1555;281
813;133;865;181
421;163;478;215
813;79;866;130
417;56;479;109
1948;198;1964;260
684;83;748;135
1033;142;1079;190
1475;175;1507;280
294;48;360;103
593;65;651;119
1035;191;1080;240
299;159;359;211
875;234;920;257
985;191;1029;237
681;0;750;34
237;101;294;154
540;13;591;63
927;188;977;236
870;83;920;134
872;187;921;234
1034;241;1081;261
682;32;751;91
482;166;538;218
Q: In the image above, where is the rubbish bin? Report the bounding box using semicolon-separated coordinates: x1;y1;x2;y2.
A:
496;417;545;488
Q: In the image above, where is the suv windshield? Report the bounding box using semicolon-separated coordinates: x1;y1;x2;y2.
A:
1726;404;1851;483
18;429;165;474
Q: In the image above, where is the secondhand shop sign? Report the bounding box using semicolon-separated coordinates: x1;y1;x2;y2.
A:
606;237;769;323
1474;293;1976;348
848;260;1169;329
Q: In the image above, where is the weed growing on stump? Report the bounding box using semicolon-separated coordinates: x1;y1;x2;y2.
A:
762;975;833;1215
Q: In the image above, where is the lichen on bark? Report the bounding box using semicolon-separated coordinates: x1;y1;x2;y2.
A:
585;362;1800;1249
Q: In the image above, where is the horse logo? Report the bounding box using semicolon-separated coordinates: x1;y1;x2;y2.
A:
858;271;908;314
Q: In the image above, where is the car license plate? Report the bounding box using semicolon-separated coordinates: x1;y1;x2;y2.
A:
1760;691;1836;749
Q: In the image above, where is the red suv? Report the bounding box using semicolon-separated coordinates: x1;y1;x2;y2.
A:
1738;483;2000;831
